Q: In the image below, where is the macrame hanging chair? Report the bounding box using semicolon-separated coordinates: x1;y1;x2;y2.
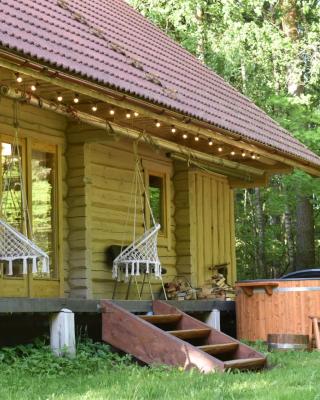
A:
112;146;162;281
0;102;49;276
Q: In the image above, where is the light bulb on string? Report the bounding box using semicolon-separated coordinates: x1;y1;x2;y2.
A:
109;108;115;116
91;104;98;112
241;151;246;157
126;110;132;119
30;83;37;92
134;111;139;117
230;150;236;156
208;138;213;146
155;120;161;128
73;93;79;104
218;146;223;152
251;153;256;159
171;126;176;134
195;134;200;142
15;73;22;83
57;93;63;102
182;133;188;139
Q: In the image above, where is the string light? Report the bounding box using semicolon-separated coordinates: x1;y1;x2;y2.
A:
73;93;79;104
155;120;161;128
15;73;22;83
109;108;115;116
251;153;256;159
182;133;188;139
126;110;132;119
230;150;236;156
57;93;63;102
30;83;37;92
208;138;213;146
241;151;246;157
134;111;139;117
195;134;200;142
91;104;98;112
171;125;176;134
218;146;223;152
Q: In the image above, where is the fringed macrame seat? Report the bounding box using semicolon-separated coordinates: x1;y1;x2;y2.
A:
112;223;162;281
0;219;49;275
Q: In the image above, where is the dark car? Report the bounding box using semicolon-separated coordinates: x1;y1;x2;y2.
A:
281;269;320;279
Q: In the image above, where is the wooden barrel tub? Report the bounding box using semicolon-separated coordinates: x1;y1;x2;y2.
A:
236;279;320;341
267;334;309;351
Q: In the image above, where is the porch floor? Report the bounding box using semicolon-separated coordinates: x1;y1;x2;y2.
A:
0;298;235;314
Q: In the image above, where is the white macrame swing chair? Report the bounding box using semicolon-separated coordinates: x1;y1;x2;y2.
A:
0;102;49;276
112;146;162;283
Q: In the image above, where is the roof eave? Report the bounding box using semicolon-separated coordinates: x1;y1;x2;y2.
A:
0;48;319;177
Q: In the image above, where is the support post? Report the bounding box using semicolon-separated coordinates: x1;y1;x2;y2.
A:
205;309;221;331
50;308;76;357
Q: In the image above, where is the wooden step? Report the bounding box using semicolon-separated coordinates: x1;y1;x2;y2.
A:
198;342;238;355
168;328;211;340
139;314;182;324
224;357;266;370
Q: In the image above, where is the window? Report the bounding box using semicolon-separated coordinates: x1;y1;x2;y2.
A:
143;160;171;248
0;135;58;278
31;148;57;277
149;175;164;227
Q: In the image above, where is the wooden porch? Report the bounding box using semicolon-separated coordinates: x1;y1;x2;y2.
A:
0;298;234;314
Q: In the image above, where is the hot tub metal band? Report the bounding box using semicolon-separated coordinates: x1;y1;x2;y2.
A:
268;342;308;350
245;286;320;294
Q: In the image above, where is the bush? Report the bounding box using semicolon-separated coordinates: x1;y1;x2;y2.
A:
0;337;131;377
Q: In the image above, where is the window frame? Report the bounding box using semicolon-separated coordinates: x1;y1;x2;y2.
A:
0;133;60;281
142;159;171;249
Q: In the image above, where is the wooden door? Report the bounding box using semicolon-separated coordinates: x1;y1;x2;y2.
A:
189;170;236;286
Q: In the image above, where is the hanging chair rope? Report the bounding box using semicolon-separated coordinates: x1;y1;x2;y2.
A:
0;101;50;275
112;141;162;281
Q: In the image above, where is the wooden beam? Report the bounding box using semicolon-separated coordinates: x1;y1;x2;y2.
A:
228;175;269;188
0;298;235;314
2;86;265;178
0;55;319;177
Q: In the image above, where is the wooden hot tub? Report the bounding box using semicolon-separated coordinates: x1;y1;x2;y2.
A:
236;279;320;341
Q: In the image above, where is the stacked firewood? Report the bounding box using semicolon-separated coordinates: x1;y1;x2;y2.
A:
164;279;197;300
164;273;235;300
197;273;235;300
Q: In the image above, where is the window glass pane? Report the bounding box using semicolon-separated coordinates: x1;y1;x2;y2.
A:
1;143;23;231
32;150;56;277
1;142;24;276
149;175;163;227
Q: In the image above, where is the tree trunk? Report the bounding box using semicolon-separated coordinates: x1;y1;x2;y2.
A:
280;0;315;268
195;4;208;62
284;203;295;271
295;195;315;268
254;188;266;277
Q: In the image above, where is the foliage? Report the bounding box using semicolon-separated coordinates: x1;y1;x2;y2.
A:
1;340;320;399
127;0;320;278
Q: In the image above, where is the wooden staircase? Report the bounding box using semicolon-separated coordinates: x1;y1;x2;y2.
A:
101;300;266;373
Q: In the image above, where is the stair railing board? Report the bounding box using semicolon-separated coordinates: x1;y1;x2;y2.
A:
101;300;225;373
101;300;267;372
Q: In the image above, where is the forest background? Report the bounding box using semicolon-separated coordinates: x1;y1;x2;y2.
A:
129;0;320;279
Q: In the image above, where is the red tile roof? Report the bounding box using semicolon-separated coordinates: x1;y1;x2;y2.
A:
0;0;319;168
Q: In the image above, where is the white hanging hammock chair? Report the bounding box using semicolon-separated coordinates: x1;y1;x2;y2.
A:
112;146;162;281
0;102;50;276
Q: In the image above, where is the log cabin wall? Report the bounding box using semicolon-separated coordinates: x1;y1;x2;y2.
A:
88;139;177;299
0;94;69;297
174;162;236;287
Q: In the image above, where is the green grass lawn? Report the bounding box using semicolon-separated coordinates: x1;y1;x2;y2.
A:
1;340;320;400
